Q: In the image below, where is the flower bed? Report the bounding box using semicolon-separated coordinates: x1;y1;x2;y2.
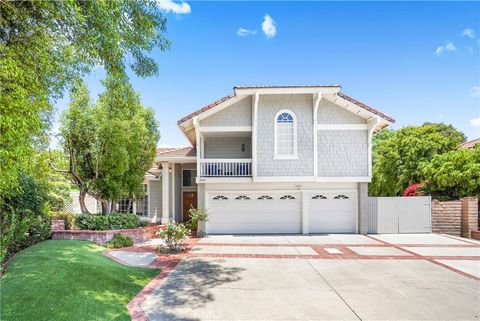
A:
51;220;164;245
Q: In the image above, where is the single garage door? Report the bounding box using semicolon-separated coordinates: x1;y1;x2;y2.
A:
207;191;301;234
308;191;357;234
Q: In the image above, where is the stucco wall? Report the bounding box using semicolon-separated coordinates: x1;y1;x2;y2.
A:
256;94;314;176
204;137;252;159
200;97;252;126
317;130;368;177
317;99;366;124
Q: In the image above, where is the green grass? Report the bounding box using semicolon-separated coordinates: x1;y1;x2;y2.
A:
0;240;159;321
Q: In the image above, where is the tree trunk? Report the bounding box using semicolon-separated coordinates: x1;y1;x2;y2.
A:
110;201;117;213
101;200;110;215
126;199;132;213
79;189;91;214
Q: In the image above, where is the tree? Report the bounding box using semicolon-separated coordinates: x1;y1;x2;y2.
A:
370;123;465;196
0;0;169;195
60;76;160;214
372;129;395;166
420;146;480;200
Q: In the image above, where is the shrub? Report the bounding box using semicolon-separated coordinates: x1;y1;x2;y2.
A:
403;183;421;197
1;173;51;265
187;207;208;231
157;222;189;253
50;211;77;230
105;234;134;248
75;213;142;230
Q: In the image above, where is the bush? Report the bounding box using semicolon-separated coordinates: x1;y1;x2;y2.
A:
105;233;134;248
50;211;77;230
157;222;189;253
187;207;208;231
1;173;51;265
75;213;142;230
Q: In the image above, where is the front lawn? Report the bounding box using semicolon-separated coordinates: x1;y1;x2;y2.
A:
0;240;159;321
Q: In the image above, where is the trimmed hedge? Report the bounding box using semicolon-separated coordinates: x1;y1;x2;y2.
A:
75;213;145;231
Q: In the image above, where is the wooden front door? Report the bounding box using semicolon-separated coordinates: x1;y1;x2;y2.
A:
183;191;197;222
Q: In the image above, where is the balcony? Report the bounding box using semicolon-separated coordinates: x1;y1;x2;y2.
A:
200;159;252;177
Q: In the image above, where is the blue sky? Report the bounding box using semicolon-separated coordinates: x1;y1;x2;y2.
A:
53;1;480;147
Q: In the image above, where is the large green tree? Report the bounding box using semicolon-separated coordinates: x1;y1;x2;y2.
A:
60;76;160;214
370;123;465;196
420;145;480;200
0;0;169;195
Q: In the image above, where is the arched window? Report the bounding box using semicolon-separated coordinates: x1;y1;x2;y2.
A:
235;195;251;200
280;195;296;200
274;110;297;159
213;195;228;200
334;194;349;199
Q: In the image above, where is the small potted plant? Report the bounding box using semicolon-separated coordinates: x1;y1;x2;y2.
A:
187;207;208;237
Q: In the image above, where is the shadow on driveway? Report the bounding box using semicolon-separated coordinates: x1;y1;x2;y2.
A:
142;258;244;321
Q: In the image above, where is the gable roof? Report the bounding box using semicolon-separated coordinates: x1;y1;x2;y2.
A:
177;85;395;125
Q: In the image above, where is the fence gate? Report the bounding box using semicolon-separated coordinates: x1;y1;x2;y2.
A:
367;196;432;234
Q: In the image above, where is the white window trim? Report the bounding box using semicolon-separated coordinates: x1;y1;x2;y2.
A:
274;109;298;159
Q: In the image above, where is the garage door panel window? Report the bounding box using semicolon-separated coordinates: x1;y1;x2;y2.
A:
312;194;328;200
334;194;349;199
257;195;273;200
235;195;251;200
212;195;229;200
280;195;295;200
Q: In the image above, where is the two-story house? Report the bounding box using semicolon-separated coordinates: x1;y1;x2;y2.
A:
139;85;394;235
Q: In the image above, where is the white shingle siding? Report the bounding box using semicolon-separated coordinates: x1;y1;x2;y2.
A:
200;97;252;126
205;137;252;158
317;130;368;177
317;99;366;124
257;94;314;176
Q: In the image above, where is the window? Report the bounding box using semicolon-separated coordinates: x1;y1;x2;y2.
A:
118;184;148;216
280;195;295;200
312;194;327;200
183;169;197;187
257;195;273;200
235;195;251;200
274;110;297;159
334;194;349;199
213;195;228;200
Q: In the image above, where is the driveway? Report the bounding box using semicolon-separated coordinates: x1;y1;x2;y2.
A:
140;234;480;321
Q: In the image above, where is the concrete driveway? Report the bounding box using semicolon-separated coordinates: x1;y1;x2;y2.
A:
140;234;480;321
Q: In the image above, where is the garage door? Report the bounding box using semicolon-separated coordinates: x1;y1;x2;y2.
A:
207;191;301;234
308;191;357;233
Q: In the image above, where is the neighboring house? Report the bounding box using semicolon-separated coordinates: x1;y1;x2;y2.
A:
135;85;395;234
459;138;479;150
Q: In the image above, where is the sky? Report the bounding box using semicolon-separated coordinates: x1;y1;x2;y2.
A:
53;1;480;147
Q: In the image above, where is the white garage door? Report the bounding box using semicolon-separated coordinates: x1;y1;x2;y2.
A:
308;191;357;234
207;191;301;234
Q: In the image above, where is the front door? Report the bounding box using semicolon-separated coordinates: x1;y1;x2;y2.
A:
183;191;197;222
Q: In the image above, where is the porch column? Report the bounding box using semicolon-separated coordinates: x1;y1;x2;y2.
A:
161;162;170;224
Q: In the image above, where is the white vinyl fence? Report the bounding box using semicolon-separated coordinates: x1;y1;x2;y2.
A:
367;196;432;234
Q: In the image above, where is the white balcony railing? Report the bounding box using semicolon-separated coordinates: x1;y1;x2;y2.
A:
199;159;252;177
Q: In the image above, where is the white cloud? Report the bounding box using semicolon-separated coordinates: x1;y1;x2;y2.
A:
157;0;191;14
237;28;257;37
470;117;480;127
435;42;456;55
461;28;476;39
472;86;480;96
262;14;276;38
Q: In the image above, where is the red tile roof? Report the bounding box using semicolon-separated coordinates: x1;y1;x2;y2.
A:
337;92;395;123
177;86;395;124
156;147;196;157
459;138;480;150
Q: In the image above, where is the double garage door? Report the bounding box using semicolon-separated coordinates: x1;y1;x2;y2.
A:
206;190;357;234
